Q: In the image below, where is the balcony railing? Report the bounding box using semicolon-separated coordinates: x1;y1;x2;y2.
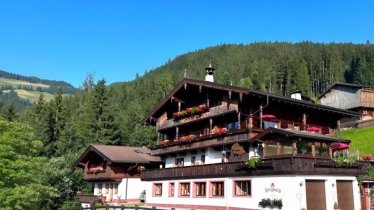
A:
141;156;368;181
152;129;249;155
251;118;332;135
83;168;113;181
158;103;238;130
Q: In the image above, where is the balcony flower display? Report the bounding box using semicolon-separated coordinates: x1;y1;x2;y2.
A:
173;104;208;119
159;140;169;147
179;134;196;143
87;165;105;174
361;154;374;161
211;126;228;135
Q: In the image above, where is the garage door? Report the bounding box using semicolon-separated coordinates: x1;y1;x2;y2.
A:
337;180;354;210
306;180;326;210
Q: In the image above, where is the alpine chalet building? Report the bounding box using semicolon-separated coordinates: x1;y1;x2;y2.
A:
141;64;367;210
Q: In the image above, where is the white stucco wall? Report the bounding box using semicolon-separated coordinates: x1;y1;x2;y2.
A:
144;175;361;210
164;149;223;168
93;178;146;201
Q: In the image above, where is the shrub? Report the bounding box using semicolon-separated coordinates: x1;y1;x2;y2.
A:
247;156;259;169
258;198;283;209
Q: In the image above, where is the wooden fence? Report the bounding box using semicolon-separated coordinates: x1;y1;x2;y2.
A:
70;205;171;210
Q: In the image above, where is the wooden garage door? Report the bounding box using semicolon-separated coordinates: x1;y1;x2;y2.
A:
337;180;354;210
306;180;326;210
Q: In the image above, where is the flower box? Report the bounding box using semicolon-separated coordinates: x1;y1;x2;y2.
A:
211;126;228;135
173;104;208;119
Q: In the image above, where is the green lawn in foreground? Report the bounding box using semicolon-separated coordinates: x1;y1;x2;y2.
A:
340;126;374;156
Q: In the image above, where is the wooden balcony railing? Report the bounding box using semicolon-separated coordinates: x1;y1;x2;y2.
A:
158;103;238;130
83;168;113;181
251;118;332;136
152;129;249;155
141;156;368;181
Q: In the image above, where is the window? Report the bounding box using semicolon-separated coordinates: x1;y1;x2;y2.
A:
234;181;251;196
279;140;293;155
153;183;162;196
265;142;278;156
297;141;312;155
228;122;238;130
211;181;224;197
97;183;102;194
194;182;206;196
263;120;278;129
103;184;109;194
169;183;174;197
113;184;118;194
191;156;196;166
175;158;184;167
201;155;205;164
315;142;329;156
180;183;190;196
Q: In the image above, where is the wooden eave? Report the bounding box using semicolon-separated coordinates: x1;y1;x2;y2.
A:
251;127;351;143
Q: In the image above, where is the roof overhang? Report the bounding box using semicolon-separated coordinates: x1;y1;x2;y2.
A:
142;79;359;125
251;127;351;143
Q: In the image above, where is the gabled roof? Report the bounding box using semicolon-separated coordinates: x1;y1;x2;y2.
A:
74;144;161;168
251;127;351;143
142;79;358;124
318;82;374;99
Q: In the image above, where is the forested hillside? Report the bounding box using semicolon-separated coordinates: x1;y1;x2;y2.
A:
1;41;374;209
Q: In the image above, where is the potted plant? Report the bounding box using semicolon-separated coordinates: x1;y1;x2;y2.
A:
231;143;245;157
334;202;341;210
101;196;107;204
247;156;259;169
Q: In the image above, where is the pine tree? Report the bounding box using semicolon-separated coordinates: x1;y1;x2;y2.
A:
6;101;16;122
88;79;120;145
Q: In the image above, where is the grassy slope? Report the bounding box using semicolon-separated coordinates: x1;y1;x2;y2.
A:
0;77;55;103
340;126;374;155
3;89;54;103
0;77;50;89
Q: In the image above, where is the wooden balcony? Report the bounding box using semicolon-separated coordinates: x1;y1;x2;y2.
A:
152;129;249;155
84;168;114;181
251;118;333;136
83;164;140;181
158;103;238;130
141;156;368;181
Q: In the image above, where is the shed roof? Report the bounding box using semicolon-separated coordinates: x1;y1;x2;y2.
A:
75;144;161;168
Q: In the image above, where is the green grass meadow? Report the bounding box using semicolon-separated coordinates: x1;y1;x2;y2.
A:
340;126;374;156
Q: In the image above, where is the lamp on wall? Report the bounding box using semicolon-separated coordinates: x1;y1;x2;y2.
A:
299;181;304;187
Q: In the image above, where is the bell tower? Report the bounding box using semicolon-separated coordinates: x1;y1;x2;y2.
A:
205;61;215;82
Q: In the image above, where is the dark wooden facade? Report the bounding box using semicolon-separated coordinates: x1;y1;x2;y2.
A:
143;79;357;155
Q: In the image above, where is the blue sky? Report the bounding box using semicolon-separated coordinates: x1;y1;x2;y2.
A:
0;0;373;87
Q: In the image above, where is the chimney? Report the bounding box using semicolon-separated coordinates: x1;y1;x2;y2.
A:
205;61;215;82
290;90;302;100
